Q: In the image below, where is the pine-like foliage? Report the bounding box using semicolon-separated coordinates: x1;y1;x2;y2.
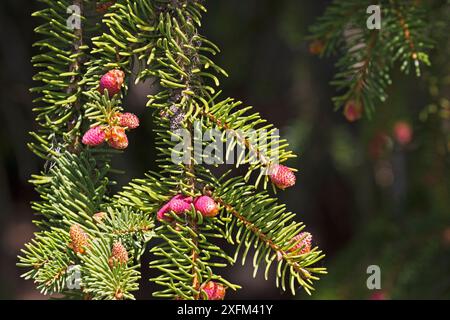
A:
19;0;326;299
309;0;439;118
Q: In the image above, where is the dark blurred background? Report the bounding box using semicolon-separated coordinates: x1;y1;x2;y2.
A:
1;0;449;299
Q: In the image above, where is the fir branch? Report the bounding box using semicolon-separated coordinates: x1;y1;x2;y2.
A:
95;206;155;261
29;151;110;231
200;97;297;188
21;0;326;300
202;109;271;165
214;176;327;295
80;237;140;300
310;0;434;118
385;0;432;76
115;171;173;212
217;198;311;280
18;229;75;295
29;0;91;158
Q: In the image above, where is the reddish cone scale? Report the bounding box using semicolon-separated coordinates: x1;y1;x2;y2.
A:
118;112;140;129
108;241;129;267
194;196;219;217
343;100;363;122
99;69;125;97
269;164;296;189
107;126;129;150
393;121;412;146
201;281;226;300
82;126;106;146
69;224;89;254
157;194;193;221
289;232;312;255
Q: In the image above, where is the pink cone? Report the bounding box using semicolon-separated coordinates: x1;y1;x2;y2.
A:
99;69;125;97
289;232;312;254
201;281;226;300
194;196;219;217
118;112;140;129
82;126;106;146
157;194;193;221
269;164;296;190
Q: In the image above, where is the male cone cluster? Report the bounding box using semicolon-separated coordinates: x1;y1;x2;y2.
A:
290;232;312;254
157;194;193;221
108;241;129;267
106;125;129;150
82;69;140;150
200;281;226;300
69;224;89;254
157;194;219;221
269;164;296;190
157;164;296;222
82;113;139;150
193;196;220;217
277;232;313;261
81;126;106;147
117;112;140;129
99;69;125;97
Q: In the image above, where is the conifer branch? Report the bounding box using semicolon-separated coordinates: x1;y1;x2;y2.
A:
216;197;312;280
391;0;419;61
213;176;326;295
202;110;271;165
310;0;433;118
20;0;326;299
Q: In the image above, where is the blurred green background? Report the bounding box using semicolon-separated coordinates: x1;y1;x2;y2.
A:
0;0;449;299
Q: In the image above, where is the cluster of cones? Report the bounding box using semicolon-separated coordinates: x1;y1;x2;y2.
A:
81;69;139;150
77;64;308;300
69;219;128;268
